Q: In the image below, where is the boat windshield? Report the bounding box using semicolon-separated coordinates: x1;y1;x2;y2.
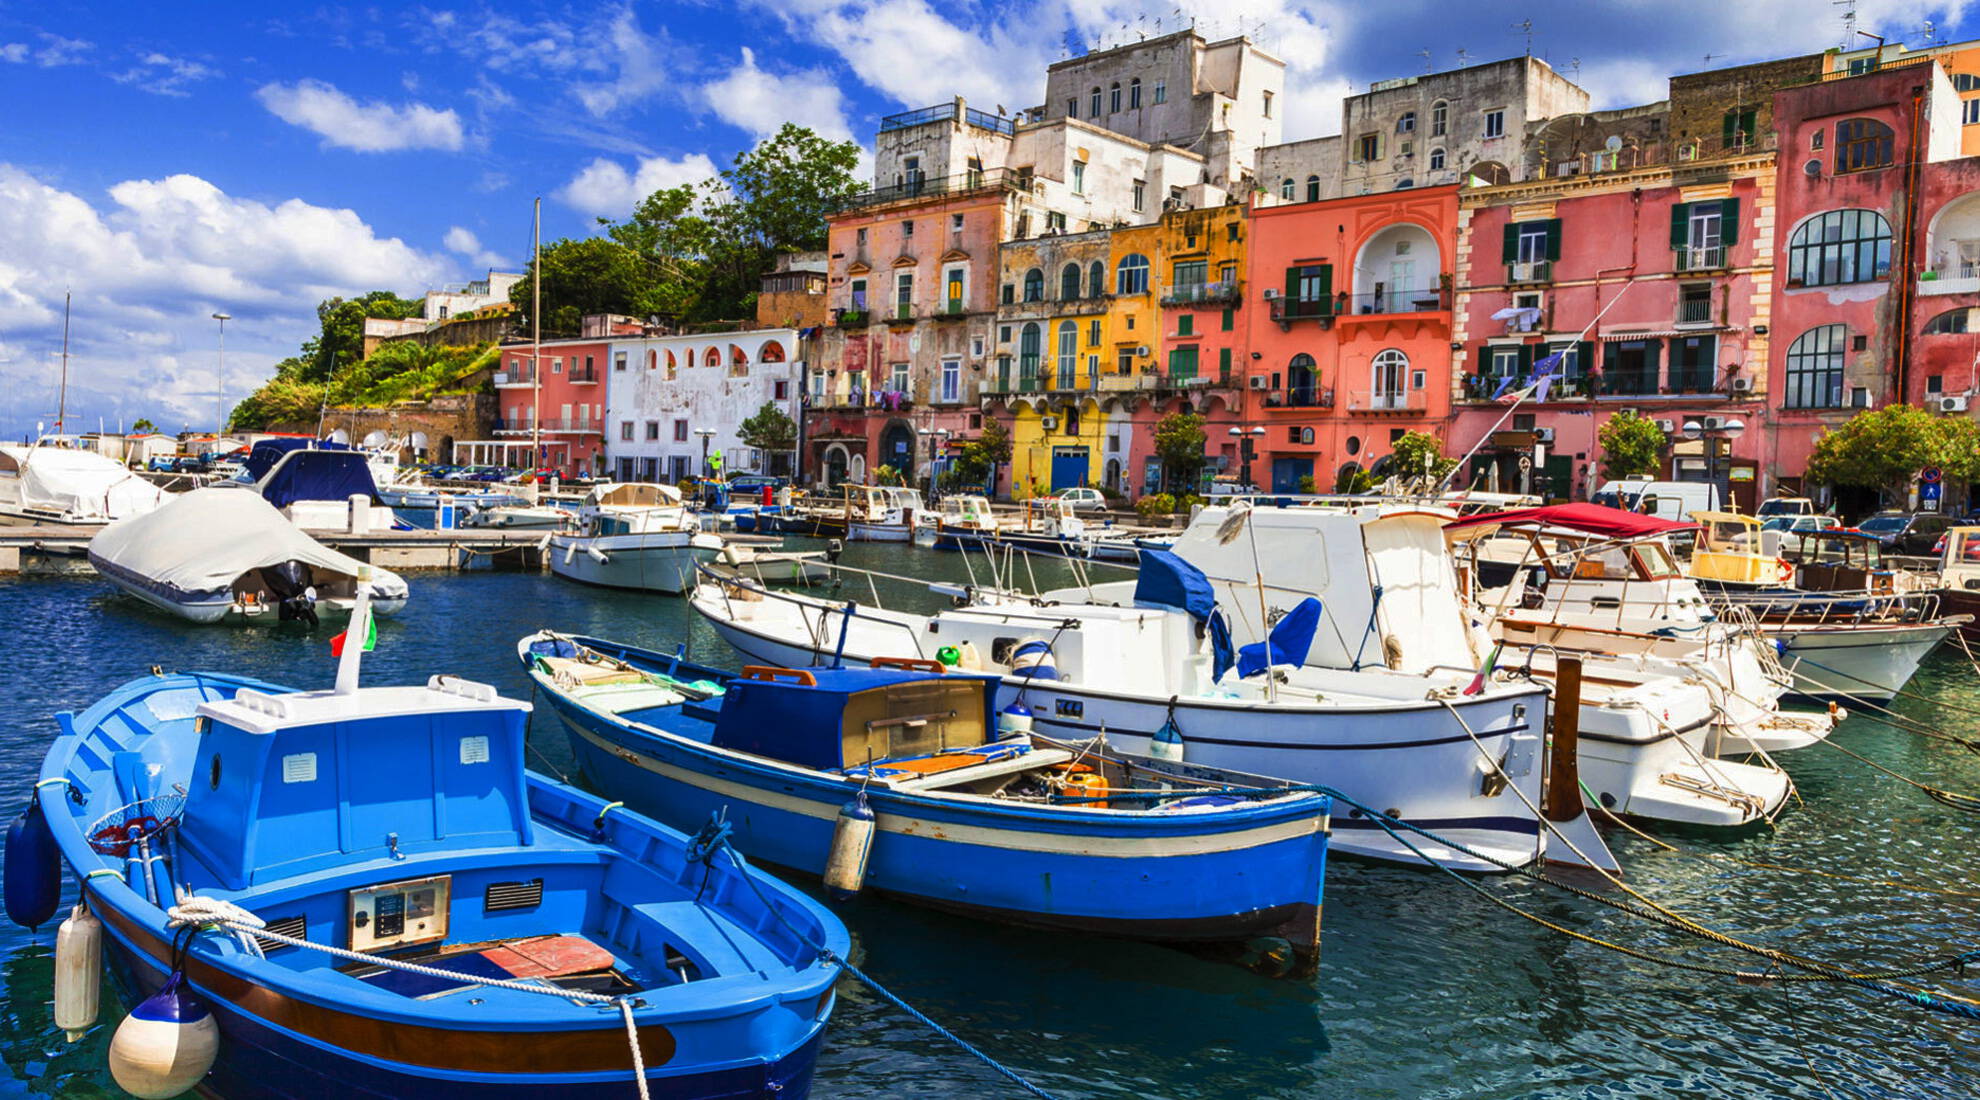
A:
1632;542;1683;579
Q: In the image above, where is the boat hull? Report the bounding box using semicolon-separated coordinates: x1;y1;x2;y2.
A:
549;533;717;594
695;605;1549;872
92;552;408;624
1771;621;1953;702
846;520;912;542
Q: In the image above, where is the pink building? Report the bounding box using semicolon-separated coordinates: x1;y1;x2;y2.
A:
1451;147;1774;508
481;338;608;476
1245;186;1459;492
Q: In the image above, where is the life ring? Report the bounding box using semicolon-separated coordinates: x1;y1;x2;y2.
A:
1776;559;1794;584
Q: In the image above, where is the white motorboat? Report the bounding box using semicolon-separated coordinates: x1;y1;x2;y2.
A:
227;438;401;532
548;482;720;595
926;494;1005;549
1160;502;1792;829
0;441;166;526
845;484;921;541
87;488;408;624
462;502;575;530
691;512;1599;874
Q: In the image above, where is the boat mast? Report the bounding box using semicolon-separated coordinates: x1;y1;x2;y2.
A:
531;196;542;474
55;291;70;436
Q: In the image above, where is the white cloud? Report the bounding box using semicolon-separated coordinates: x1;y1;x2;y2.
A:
9;33;92;68
805;0;1046;114
0;165;450;433
111;52;220;98
256;79;466;152
703;47;855;141
444;226;507;269
572;9;674;116
557;153;719;217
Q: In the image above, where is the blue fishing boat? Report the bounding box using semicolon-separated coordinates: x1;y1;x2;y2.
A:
22;597;847;1099
520;632;1333;975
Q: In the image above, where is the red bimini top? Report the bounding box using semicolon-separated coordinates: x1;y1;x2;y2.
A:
1443;502;1700;539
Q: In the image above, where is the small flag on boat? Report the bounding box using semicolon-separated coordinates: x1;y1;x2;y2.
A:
330;615;377;657
1464;642;1502;696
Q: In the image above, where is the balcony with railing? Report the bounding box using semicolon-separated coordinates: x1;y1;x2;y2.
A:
1345;389;1429;413
1338;285;1451;317
1161;280;1243;307
492;417;602;435
1674;244;1727;272
1269;296;1335;324
568;368;599;384
835;308;870;328
1461;374;1592;403
879;102;1015;137
1259;386;1333;409
493;370;536;387
829;166;1031;212
1677;297;1715;325
1506;260;1552;284
1922;239;1980;295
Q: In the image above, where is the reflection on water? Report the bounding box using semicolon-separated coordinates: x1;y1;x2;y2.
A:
1;543;1978;1098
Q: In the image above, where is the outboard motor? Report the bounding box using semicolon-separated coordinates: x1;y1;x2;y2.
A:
257;561;320;628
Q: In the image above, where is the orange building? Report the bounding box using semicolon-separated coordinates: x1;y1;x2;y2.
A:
1243;186;1459;492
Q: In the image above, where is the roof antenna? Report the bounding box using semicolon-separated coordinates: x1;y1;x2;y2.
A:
1702;52;1724;67
1568;57;1582;81
1834;0;1857;49
1419;47;1433;73
1456;47;1471;68
1512;18;1534;56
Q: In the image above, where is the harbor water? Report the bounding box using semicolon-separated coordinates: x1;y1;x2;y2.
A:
2;540;1977;1098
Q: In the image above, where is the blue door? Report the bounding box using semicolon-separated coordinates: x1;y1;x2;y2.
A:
1271;456;1313;494
1050;447;1089;491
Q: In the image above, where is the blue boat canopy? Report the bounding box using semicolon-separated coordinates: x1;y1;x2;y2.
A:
259;449;380;507
1237;596;1323;678
1133;549;1235;680
710;667;999;772
243;438;352;482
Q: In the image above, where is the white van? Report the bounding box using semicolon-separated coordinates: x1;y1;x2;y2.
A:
1591;477;1721;520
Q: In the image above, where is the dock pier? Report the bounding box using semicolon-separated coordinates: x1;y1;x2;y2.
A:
0;525;550;576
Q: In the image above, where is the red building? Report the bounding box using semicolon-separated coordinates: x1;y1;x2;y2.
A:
480;337;608;477
1768;59;1976;508
1245;186;1459;492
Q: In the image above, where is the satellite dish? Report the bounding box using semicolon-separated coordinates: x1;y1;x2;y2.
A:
1604;135;1623;152
325;428;350;444
1803;158;1823;177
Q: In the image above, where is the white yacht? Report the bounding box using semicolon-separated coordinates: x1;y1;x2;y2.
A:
548;482;721;594
844;484;922;541
0;441;166;527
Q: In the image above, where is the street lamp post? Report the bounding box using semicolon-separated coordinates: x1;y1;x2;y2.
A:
1227;425;1266;491
211;311;231;436
1681;417;1745;507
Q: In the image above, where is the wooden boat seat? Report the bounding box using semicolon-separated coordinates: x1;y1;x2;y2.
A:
843;742;1064;783
895;747;1075;791
539;656;647;687
566;681;687;714
349;934;620;1000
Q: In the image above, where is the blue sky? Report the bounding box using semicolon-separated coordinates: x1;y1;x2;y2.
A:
0;0;1971;438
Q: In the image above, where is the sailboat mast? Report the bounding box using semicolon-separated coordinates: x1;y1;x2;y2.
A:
56;291;70;435
531;197;542;473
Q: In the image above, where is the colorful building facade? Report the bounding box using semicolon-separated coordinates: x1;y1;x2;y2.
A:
486;337;609;477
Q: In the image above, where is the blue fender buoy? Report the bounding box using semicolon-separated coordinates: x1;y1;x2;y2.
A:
5;791;61;930
108;970;220;1099
996;701;1034;740
1150;713;1186;762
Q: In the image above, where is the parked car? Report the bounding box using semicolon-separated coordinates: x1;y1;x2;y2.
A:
1591;478;1721;521
1760;514;1840;556
1059;486;1108;511
1756;496;1819;519
1859;511;1956;555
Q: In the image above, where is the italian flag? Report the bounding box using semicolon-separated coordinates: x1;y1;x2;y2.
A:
330;615;377;657
1463;642;1502;696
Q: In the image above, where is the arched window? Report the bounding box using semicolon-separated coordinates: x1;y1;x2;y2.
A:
1089;260;1106;297
1836;118;1895;172
1925;307;1976;334
1129;77;1142;108
1109;82;1122;113
1288;353;1318;406
1056;321;1079;389
1018;323;1042;384
759;340;786;362
1115;254;1150;295
1089;87;1102;117
1787;209;1892;286
1281;177;1295;200
1784;325;1848;409
703;347;720;367
647;349;658;369
1371;349;1410;408
1306;175;1321;202
1023;268;1044;302
1060;262;1082;300
1429;147;1446;171
1431;100;1448;136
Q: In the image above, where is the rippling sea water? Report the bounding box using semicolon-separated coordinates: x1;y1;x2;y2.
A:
2;540;1978;1098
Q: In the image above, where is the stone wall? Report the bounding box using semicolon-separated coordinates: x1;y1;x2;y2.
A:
299;393;497;464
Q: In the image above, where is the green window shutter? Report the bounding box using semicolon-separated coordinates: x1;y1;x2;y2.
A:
1285;266;1300;299
1318;264;1333;309
1219;347;1232;377
1720;197;1741;245
1221;307;1234;331
1502;221;1520;263
1544;219;1563;261
1721;112;1736;147
1518;343;1535;372
1576;341;1595;376
1669;202;1690;248
1178;314;1193;336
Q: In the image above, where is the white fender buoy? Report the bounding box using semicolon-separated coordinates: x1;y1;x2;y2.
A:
108;972;219;1099
585;544;610;565
997;701;1034;740
822;797;876;900
1150;714;1186;763
54;902;102;1041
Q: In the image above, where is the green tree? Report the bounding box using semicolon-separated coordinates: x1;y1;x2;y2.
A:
130;417;157;434
693;124;862;322
1388;430;1458;486
509;236;665;336
604;183;717;318
301;291;421;383
1597;409;1668;480
1806;404;1958;506
1153;412;1208;493
943;419;1013;491
737;401;797;459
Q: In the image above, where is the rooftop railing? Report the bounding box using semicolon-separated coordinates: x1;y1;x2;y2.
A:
879;103;1016;136
830;166;1031;212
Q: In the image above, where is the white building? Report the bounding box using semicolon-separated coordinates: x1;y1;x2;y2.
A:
425;270;522;321
604;329;803;483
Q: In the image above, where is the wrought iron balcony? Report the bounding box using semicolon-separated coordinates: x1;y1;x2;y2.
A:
1161;280;1243;306
1674;245;1727;272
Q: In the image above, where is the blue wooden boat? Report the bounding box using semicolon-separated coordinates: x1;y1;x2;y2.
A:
520;632;1333;975
32;653;847;1097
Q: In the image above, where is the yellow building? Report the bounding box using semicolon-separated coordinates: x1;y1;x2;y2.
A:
991;229;1115;498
